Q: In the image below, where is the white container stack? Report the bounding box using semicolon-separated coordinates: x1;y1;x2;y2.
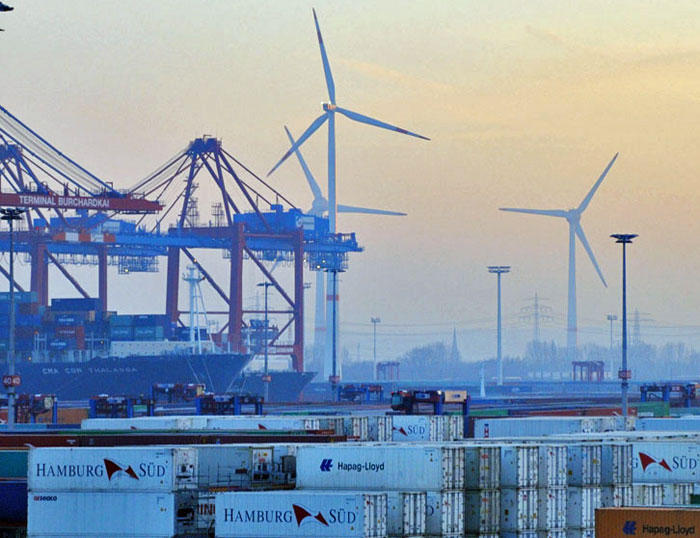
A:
601;443;633;509
215;491;388;538
464;445;500;535
537;444;567;533
564;442;602;536
499;445;539;533
296;444;464;537
27;447;200;537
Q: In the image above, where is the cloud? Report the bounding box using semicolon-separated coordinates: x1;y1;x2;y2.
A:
336;57;454;93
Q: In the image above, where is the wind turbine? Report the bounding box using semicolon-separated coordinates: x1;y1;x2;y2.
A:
284;126;406;373
500;153;618;361
268;9;428;380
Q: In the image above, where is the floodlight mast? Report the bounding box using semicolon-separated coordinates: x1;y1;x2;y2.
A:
488;266;511;386
611;233;637;417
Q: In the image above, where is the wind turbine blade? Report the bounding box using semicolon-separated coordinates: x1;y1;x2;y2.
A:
267;114;328;177
578;153;618;212
335;106;430;141
312;9;336;104
575;222;607;287
284;125;324;201
337;204;407;216
499;207;567;218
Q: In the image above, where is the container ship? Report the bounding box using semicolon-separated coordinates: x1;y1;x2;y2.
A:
0;293;313;401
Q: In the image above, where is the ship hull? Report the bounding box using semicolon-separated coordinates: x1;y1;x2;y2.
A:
12;353;251;400
232;371;316;402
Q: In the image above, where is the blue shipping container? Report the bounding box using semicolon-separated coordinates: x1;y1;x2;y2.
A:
51;297;100;311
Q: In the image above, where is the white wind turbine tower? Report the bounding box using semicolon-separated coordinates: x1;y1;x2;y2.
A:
284;126;406;377
500;153;618;361
268;9;428;381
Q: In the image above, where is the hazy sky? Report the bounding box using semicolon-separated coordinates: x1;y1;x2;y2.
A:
1;1;700;361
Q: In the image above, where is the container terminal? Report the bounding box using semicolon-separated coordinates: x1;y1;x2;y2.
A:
2;5;700;538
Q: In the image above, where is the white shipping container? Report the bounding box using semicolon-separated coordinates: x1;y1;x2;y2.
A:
345;416;370;441
501;445;539;488
538;445;567;488
196;492;216;535
474;417;598;439
662;482;693;505
296;445;464;492
320;417;345;435
464;489;499;534
601;443;632;485
446;415;465;441
386;491;426;537
390;416;438;442
632;441;700;483
501;488;538;532
632;483;664;506
465;446;500;490
426;491;464;537
214;491;387;538
601;485;633;507
81;416;208;431
28;447;197;492
196;444;296;488
566;486;600;529
27;490;195;537
567;444;602;486
371;417;394;442
537;486;566;530
205;416;321;431
637;417;700;432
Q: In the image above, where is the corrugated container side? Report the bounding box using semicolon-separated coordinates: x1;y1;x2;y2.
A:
464;489;499;534
662;482;693;505
27;490;193;537
214;491;387;538
500;487;538;532
426;490;464;537
375;417;392;442
345;416;369;441
501;445;539;488
465;445;500;490
601;484;633;507
321;417;345;435
566;486;601;529
632;483;664;506
387;491;426;537
601;443;632;485
537;486;566;530
567;444;602;486
448;415;464;440
538;444;567;488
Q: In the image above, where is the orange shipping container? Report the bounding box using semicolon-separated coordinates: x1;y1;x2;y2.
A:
596;507;700;537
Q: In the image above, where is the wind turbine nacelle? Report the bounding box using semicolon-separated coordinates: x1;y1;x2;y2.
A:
322;103;337;112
